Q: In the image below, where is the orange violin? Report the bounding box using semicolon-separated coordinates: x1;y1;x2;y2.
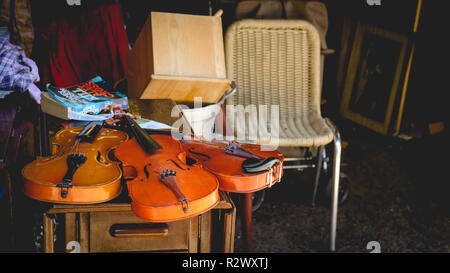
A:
181;138;284;193
114;116;219;222
22;122;128;204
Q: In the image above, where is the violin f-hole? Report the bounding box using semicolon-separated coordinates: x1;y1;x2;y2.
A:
185;156;197;166
167;159;186;170
143;164;152;180
187;148;210;161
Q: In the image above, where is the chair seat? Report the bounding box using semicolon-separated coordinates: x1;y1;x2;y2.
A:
279;111;334;147
229;109;333;148
255;111;334;148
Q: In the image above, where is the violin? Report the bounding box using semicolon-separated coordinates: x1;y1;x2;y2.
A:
114;115;220;222
181;138;284;193
22;122;128;204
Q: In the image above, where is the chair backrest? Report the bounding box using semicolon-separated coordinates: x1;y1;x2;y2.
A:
225;19;322;123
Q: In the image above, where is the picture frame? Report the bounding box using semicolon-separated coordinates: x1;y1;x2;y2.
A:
336;17;357;99
339;22;409;135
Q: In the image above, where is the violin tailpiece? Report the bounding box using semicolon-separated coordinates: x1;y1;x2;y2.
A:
225;143;262;159
57;154;87;198
159;170;189;213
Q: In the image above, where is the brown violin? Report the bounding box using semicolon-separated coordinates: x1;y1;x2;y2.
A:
181;138;284;193
22;122;128;204
114;115;219;222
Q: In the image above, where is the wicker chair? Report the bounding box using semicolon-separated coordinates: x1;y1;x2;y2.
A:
224;19;342;251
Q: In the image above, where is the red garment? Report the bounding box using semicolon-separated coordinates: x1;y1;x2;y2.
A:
39;4;128;88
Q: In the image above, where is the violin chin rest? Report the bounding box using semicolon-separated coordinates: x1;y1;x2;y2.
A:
242;157;281;173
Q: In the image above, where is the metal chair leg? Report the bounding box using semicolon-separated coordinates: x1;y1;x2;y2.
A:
312;145;325;207
326;119;341;252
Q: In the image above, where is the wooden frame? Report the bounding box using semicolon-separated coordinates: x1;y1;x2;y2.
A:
339;22;409;135
394;0;423;133
336;17;357;99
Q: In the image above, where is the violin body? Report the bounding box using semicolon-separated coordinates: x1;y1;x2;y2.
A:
22;126;128;204
182;139;284;193
114;129;220;222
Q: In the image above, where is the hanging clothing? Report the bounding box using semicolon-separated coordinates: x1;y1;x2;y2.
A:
35;3;129;88
0;29;40;100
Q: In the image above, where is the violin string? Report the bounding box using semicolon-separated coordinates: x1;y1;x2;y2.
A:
68;138;80;155
44;137;76;161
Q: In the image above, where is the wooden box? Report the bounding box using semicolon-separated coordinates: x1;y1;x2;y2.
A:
43;192;236;253
127;11;231;104
82;211;195;253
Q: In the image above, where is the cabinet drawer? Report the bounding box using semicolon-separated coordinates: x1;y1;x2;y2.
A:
89;211;195;252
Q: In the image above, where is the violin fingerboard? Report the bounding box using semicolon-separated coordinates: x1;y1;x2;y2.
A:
76;123;102;143
124;115;162;153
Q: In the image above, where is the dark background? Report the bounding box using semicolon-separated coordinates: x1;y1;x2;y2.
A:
3;0;447;253
29;0;448;135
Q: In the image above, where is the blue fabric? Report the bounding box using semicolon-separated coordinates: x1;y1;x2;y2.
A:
0;29;39;92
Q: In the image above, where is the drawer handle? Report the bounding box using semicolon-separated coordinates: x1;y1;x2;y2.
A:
110;223;169;238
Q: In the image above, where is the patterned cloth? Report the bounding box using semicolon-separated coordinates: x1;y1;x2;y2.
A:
0;30;40;100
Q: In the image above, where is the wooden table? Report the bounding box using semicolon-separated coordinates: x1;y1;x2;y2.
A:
40;98;235;253
43;191;235;253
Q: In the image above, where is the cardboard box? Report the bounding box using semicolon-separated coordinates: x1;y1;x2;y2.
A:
127;11;231;104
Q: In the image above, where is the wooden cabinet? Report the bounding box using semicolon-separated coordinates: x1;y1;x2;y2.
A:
43;191;235;253
88;211;192;252
127;12;231;103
